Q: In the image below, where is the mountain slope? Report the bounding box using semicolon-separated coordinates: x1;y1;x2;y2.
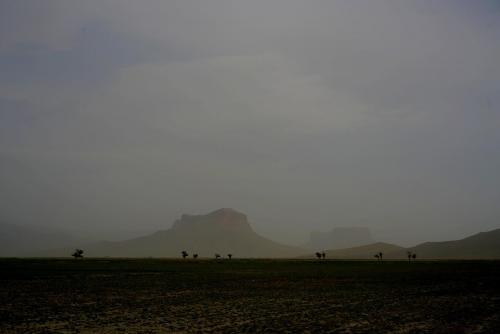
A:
403;229;500;259
41;208;304;258
303;228;500;259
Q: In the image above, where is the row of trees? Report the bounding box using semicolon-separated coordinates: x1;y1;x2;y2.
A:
182;251;233;259
315;252;326;259
72;249;84;259
72;248;417;261
374;251;417;262
315;250;418;262
72;249;234;259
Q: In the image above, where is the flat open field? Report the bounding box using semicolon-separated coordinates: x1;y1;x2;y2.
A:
1;259;499;333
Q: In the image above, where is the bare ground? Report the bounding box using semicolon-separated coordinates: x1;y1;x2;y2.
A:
1;259;499;333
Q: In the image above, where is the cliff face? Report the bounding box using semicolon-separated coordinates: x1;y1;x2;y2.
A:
172;208;253;234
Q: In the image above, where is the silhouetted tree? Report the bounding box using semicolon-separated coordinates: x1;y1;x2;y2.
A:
181;250;188;259
215;253;221;260
227;254;232;260
72;249;84;259
379;252;383;261
315;252;322;259
407;251;417;263
193;253;198;259
321;252;326;259
407;251;412;263
374;254;380;261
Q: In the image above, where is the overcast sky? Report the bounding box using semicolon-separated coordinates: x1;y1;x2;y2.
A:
1;1;499;246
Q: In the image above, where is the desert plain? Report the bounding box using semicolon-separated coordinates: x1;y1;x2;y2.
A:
1;259;500;333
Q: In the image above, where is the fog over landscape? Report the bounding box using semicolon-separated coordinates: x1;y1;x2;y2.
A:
1;1;500;247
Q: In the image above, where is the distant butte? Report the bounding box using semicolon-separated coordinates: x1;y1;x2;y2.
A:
40;208;304;258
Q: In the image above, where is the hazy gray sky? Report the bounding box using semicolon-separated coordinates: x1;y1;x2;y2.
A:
1;0;499;246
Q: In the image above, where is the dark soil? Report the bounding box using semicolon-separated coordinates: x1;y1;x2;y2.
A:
1;259;499;333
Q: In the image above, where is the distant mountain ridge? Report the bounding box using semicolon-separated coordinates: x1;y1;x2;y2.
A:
4;209;500;259
402;229;500;259
39;208;304;258
314;228;500;260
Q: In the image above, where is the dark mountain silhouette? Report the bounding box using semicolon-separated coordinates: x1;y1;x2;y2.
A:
305;227;374;250
400;228;500;259
0;222;86;256
41;208;304;258
303;228;500;259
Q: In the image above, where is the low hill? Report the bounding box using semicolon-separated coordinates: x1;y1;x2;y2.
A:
41;208;304;258
302;228;500;260
402;228;500;259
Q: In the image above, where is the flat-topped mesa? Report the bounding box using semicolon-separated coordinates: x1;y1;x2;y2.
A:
38;207;304;258
172;208;253;232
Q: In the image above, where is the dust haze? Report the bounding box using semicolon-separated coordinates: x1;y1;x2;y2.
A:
1;1;499;246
